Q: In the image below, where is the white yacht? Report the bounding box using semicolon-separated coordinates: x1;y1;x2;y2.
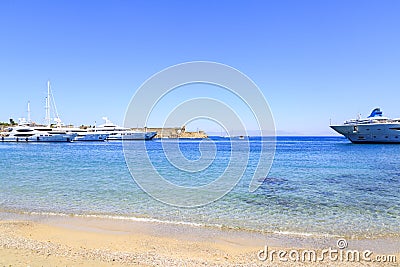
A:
1;125;77;142
38;125;109;142
93;117;157;140
330;108;400;143
64;128;109;142
49;118;109;141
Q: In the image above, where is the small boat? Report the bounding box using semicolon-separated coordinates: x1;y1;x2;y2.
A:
330;108;400;143
232;135;248;140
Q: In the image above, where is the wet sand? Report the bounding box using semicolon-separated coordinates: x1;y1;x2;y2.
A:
0;213;399;266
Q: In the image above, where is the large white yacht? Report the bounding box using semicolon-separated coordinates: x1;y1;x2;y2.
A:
93;117;157;140
330;108;400;143
51;118;109;142
1;125;77;142
63;128;109;141
38;124;109;142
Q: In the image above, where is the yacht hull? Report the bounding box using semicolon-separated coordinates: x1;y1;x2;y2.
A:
107;131;157;140
0;133;77;142
330;124;400;143
74;133;109;141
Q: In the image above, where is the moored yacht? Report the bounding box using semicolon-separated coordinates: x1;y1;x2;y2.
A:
37;125;109;142
93;117;157;140
330;108;400;143
64;128;109;141
0;125;77;142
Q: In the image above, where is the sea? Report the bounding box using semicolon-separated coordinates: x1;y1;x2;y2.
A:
1;136;399;238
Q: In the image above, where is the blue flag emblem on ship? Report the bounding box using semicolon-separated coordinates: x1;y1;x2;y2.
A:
368;108;383;118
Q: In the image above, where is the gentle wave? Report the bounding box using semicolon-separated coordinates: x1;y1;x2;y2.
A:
2;209;341;239
271;230;339;238
26;211;219;228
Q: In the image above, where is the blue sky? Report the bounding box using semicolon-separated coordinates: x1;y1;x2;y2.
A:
0;1;399;135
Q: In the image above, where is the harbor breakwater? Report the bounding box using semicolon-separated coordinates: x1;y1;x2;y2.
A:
140;126;208;139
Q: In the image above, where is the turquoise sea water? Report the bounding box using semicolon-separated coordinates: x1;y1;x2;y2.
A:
0;137;399;238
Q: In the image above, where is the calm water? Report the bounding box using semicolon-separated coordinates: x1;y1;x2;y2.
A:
0;137;399;238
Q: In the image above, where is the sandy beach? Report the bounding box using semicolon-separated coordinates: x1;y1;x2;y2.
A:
0;213;398;266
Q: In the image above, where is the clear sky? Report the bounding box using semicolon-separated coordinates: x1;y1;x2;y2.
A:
1;0;399;135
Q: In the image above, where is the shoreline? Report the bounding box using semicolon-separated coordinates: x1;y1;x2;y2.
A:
1;212;399;266
1;209;400;240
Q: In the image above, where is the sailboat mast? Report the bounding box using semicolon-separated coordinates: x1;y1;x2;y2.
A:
45;80;51;126
27;101;31;123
